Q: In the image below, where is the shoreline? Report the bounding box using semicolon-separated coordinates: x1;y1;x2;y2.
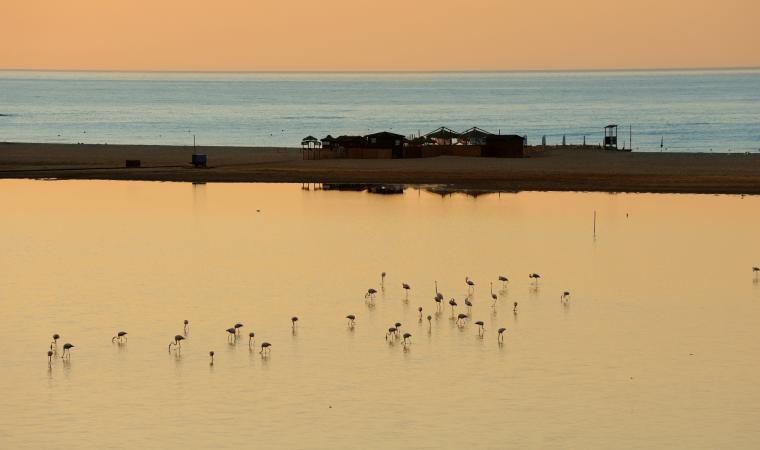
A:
2;142;760;194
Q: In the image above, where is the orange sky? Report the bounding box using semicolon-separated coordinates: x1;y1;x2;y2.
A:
2;0;758;71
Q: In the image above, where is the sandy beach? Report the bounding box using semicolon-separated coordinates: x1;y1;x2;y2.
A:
2;142;760;194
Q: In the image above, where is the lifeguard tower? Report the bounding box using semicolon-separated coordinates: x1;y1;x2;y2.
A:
604;125;618;149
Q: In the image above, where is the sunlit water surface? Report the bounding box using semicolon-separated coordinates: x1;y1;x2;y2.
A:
2;180;760;449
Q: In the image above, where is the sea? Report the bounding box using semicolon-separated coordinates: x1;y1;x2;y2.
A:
0;69;759;152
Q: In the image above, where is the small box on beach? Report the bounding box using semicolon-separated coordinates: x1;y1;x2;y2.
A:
191;154;207;168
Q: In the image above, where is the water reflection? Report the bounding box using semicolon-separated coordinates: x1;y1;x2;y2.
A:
2;180;760;449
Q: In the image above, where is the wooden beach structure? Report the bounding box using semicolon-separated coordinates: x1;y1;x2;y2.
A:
604;125;618;149
425;127;461;146
459;127;493;145
302;126;527;160
301;135;321;160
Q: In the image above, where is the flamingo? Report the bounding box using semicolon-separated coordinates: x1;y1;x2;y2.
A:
427;315;432;330
561;291;571;302
47;350;53;364
209;351;215;365
498;327;506;342
434;295;443;310
513;302;518;313
490;282;498;307
418;306;423;321
248;332;255;346
62;343;75;358
402;332;412;346
51;333;60;352
226;328;236;341
754;267;759;278
386;327;397;340
183;320;189;335
291;316;299;329
529;273;541;285
112;331;128;343
234;323;244;334
169;334;185;351
394;322;402;335
449;298;458;314
475;320;485;335
260;342;272;355
456;313;468;326
465;297;473;310
365;288;378;300
465;276;475;292
346;314;356;327
381;272;386;288
402;283;411;300
434;281;443;302
498;275;509;287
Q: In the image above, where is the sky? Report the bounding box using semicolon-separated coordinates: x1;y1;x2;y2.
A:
1;0;758;71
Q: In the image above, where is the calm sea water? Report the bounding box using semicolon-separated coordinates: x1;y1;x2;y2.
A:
1;180;760;449
0;70;759;152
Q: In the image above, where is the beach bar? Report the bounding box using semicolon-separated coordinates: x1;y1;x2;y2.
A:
303;126;530;160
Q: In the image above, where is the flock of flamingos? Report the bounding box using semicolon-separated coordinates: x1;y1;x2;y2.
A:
47;267;760;365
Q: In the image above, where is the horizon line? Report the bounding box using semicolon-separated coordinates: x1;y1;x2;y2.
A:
1;66;759;75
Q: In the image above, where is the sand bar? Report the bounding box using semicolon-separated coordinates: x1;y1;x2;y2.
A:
2;142;760;194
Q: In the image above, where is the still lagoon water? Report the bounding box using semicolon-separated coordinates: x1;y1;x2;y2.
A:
1;69;759;152
1;180;760;449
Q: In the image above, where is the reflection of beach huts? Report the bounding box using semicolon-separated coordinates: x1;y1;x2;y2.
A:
368;184;404;194
321;183;405;194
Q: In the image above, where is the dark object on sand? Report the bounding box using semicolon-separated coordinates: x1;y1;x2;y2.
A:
191;154;207;168
483;134;525;157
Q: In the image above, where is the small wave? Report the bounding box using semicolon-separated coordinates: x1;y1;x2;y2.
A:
280;116;345;120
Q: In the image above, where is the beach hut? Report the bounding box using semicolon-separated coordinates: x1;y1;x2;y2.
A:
301;136;320;149
408;136;436;146
365;131;405;148
321;135;336;149
459;127;493;145
333;135;367;148
424;127;461;145
301;135;320;160
365;131;406;158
